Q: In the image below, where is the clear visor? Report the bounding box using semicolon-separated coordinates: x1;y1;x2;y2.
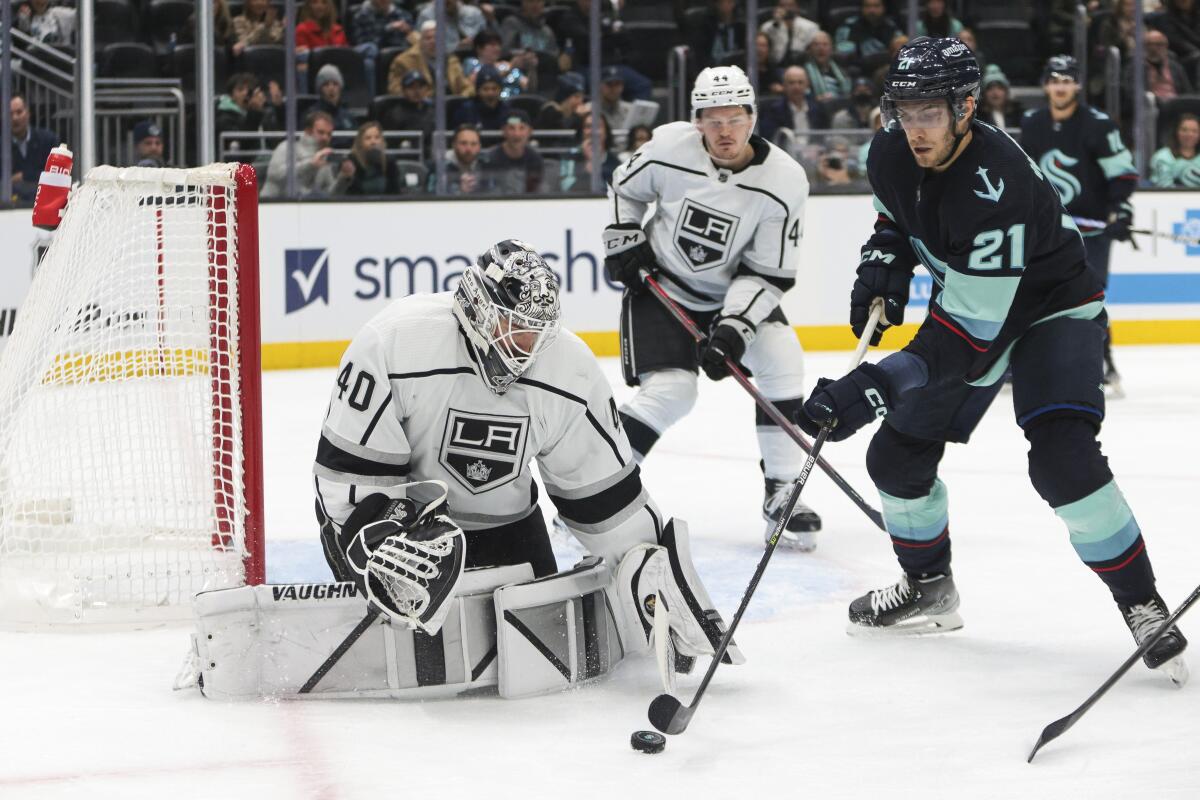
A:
491;306;559;376
882;98;952;131
696;112;754;134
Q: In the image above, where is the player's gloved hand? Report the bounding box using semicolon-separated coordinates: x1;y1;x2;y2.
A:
700;316;753;381
794;363;893;442
850;244;911;346
1107;202;1135;243
602;223;657;293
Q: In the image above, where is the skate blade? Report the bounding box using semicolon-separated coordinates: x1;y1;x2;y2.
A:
1158;655;1189;687
845;611;964;638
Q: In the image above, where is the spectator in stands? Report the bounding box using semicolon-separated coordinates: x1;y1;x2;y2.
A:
624;124;653;157
378;70;434;135
15;0;75;46
1095;0;1135;62
186;0;236;50
805;31;852;102
915;0;962;39
8;93;57;202
755;33;784;96
440;124;485;194
552;113;617;193
978;65;1022;128
596;66;636;132
481;109;544;193
314;65;356;130
688;0;744;71
388;21;473;96
831;77;876;129
232;0;285;57
500;0;561;92
262;110;337;198
1125;29;1193;101
216;73;282;154
454;66;513;129
760;0;819;68
1157;0;1200;84
463;31;530;98
856;106;882;174
333;121;399;196
551;0;652;101
350;0;414;98
957;27;986;73
813;135;854;187
537;73;585;130
132;120;166;168
835;0;901;77
296;0;349;64
1150;113;1200;187
416;0;490;54
758;65;830;147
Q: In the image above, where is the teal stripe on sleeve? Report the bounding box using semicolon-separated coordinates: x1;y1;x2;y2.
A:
1099;149;1136;179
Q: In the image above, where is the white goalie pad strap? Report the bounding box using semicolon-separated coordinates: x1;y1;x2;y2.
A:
494;556;627;699
183;564;532;701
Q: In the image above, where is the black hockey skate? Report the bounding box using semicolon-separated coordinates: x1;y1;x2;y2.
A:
847;571;963;636
1120;593;1189;686
763;477;821;552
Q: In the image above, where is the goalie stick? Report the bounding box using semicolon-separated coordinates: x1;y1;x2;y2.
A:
1027;582;1200;762
647;302;884;736
640;272;886;532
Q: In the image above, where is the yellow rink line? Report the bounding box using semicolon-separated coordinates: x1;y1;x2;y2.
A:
259;319;1200;371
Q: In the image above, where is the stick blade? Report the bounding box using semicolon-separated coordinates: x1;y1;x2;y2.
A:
1027;714;1074;763
648;693;692;735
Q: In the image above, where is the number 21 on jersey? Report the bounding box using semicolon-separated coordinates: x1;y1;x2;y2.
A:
968;224;1025;270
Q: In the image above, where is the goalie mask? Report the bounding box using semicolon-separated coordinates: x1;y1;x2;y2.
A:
454;246;561;394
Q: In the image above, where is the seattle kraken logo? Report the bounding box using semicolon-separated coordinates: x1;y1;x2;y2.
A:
1039;149;1082;206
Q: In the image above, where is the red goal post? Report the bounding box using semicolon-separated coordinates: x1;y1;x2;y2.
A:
0;162;265;626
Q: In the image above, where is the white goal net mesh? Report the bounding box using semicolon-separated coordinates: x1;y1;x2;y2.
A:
0;164;259;625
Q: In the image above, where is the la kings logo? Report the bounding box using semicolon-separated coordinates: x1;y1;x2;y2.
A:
439;409;529;494
674;199;739;272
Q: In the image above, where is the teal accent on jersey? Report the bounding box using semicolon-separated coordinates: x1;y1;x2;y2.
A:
1039;149;1082;206
940;270;1022;342
966;299;1105;386
879;480;949;542
873;193;896;222
1098;148;1137;180
1149;148;1200;188
909;235;948;282
1055;479;1142;563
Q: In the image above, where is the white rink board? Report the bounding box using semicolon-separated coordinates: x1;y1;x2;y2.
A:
4;191;1200;358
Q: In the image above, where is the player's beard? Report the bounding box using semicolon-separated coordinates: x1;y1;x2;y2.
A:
906;127;955;168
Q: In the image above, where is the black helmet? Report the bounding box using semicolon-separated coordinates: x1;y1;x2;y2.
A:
881;36;981;130
1041;54;1080;84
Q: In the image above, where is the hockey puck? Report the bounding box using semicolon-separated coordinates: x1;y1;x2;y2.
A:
630;730;667;754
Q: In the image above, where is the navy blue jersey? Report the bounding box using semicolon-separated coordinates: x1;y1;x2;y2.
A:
865;120;1103;385
1019;104;1137;229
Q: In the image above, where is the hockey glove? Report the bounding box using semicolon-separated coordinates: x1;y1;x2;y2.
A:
851;244;912;346
795;362;893;442
701;316;753;381
1107;202;1135;244
602;223;657;292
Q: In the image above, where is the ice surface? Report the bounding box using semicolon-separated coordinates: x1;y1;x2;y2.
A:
2;347;1199;799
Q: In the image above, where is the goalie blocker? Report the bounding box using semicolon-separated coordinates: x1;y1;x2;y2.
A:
180;516;740;700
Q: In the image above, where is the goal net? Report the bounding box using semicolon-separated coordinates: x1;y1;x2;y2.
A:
0;163;264;626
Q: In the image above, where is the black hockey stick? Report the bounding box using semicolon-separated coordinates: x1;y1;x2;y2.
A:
1027;582;1200;762
641;272;886;532
1071;216;1200;247
298;607;382;694
647;304;884;736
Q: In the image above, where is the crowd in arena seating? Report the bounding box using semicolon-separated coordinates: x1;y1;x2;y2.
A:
9;0;1200;198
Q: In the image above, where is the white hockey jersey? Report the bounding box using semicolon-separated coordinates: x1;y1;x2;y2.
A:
314;292;659;565
609;121;809;325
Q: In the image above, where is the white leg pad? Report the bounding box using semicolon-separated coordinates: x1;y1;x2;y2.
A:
494;556;628;699
180;564;532;701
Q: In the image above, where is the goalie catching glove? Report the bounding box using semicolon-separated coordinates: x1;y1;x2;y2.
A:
616;518;744;667
341;481;466;635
